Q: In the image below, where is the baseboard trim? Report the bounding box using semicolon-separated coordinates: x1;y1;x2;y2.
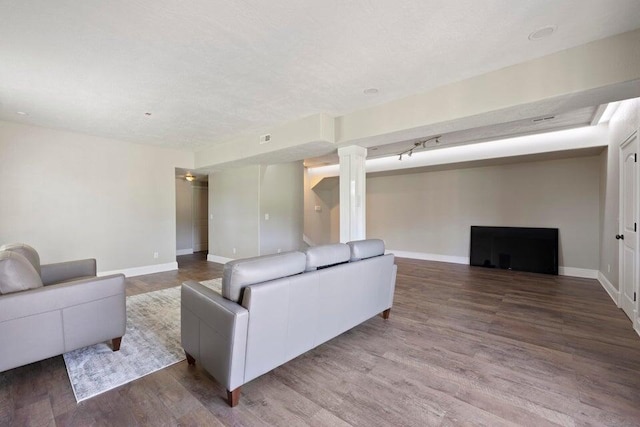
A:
558;267;598;279
387;250;597;279
207;254;234;264
597;271;620;306
176;248;194;256
98;262;178;278
386;250;468;265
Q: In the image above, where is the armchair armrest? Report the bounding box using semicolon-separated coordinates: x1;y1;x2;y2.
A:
0;274;125;323
40;258;97;286
181;281;249;391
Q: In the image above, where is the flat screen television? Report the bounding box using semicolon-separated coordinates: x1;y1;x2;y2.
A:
470;226;559;275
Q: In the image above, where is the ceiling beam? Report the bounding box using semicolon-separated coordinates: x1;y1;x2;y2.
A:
194;29;640;170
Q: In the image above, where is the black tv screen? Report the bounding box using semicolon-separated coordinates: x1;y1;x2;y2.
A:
470;226;558;275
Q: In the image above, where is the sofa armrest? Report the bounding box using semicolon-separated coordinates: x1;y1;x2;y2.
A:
40;259;97;285
181;281;249;391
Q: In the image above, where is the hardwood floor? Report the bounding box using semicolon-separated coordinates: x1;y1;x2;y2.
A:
2;254;640;426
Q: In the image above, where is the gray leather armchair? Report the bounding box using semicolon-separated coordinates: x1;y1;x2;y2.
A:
0;243;126;372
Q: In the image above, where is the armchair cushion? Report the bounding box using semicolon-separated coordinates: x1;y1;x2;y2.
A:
0;243;41;275
0;251;43;295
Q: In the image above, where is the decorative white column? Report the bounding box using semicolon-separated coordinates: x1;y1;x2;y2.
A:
338;145;367;243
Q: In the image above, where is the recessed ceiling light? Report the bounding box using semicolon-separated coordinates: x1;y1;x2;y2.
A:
529;25;557;41
363;88;379;95
16;111;28;116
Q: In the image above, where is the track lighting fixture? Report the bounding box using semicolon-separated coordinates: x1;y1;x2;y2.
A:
396;135;441;160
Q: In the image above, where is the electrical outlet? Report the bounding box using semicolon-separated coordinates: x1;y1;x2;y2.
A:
259;134;271;144
153;252;159;259
277;248;281;253
232;248;236;255
314;205;322;212
264;213;269;220
608;264;611;273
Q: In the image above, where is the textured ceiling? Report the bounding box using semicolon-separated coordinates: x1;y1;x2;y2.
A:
1;1;640;151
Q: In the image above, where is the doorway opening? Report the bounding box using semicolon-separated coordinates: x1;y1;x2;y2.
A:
175;168;209;257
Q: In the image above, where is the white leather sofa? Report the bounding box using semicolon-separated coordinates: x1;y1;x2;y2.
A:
181;239;397;406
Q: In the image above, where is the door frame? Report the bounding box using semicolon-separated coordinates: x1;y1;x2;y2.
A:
618;130;639;333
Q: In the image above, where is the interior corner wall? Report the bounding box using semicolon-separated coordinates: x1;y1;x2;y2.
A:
209;161;303;260
600;98;640;289
175;178;194;253
366;156;601;271
0;120;193;272
303;169;337;245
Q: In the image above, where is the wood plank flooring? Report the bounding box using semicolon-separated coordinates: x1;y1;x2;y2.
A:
2;254;640;426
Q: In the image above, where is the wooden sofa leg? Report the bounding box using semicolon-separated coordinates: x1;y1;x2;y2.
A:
381;309;391;320
227;387;241;407
185;351;196;365
112;337;122;351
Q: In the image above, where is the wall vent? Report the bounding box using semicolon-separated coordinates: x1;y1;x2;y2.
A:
260;134;271;144
532;116;555;123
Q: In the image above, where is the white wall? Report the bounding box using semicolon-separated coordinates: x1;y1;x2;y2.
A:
260;162;304;254
175;178;194;253
305;155;602;272
209;165;260;259
0;121;193;273
366;156;601;270
209;161;303;260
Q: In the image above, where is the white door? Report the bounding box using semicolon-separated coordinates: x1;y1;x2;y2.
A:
619;131;638;323
192;185;209;252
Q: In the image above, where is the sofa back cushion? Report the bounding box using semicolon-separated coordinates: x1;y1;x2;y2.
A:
303;243;351;271
222;251;306;303
347;239;385;261
0;243;41;275
0;251;44;295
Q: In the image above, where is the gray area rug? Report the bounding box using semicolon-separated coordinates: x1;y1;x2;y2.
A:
63;278;222;402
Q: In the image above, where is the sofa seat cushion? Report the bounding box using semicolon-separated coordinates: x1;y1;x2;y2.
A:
347;239;385;261
0;243;41;275
303;243;351;271
223;252;306;303
0;251;43;295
